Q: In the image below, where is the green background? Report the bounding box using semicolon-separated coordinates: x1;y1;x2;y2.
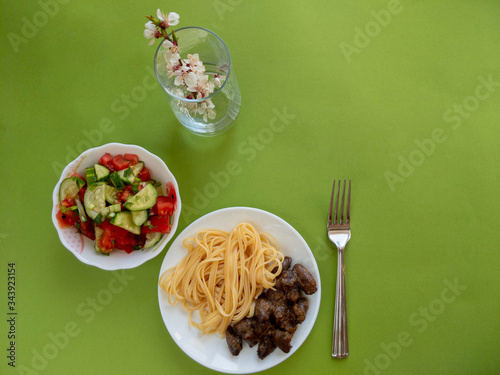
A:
1;0;500;374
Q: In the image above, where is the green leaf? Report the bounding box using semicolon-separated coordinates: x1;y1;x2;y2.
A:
94;213;103;225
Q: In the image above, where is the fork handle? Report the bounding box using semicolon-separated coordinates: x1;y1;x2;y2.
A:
332;248;349;358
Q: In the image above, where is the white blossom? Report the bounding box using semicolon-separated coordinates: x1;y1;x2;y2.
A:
144;21;157;45
184;72;199;92
213;74;226;87
167;12;180;26
197;99;216;122
157;9;180;27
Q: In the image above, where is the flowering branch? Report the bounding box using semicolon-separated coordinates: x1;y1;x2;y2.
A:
143;9;226;122
144;9;179;45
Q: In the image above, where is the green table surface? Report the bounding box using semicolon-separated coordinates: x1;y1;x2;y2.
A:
2;0;500;374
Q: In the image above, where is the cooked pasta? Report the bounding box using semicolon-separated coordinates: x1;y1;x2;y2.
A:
159;222;284;336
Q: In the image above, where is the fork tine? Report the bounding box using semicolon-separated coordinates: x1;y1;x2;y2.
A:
340;180;346;224
328;179;336;225
346;179;351;224
334;179;340;224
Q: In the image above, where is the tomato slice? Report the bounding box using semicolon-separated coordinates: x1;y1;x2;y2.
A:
124;153;139;165
166;182;177;204
112;154;131;171
98;221;142;253
56;208;78;228
97;221;116;253
61;198;76;207
142;215;171;234
98;153;115;172
137;167;151;181
115;231;143;253
154;196;176;215
117;185;133;203
79;220;95;240
78;186;86;202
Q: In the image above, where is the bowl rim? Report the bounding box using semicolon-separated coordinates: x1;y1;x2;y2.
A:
51;142;182;270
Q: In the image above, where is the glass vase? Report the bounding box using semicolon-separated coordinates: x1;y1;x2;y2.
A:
154;27;241;136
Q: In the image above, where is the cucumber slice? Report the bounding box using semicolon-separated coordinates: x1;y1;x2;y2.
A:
143;232;162;249
83;182;106;220
74;197;87;223
123;183;157;211
109;172;125;189
94;164;110;181
109;204;121;213
130;161;144;177
110;212;141;235
94;226;104;253
148;179;163;196
59;177;85;203
85;167;97;186
105;185;119;204
131;210;148;226
118;168;135;184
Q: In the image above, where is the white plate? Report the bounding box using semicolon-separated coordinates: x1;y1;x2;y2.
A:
157;207;321;374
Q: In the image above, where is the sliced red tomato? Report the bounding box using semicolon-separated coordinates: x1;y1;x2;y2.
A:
112;154;131;171
115;231;143;253
150;183;177;215
142;215;171;234
78;186;86;202
56;208;78;228
137;167;151;181
124;153;139;165
117;185;133;203
98;153;115;172
154;196;176;215
117;244;135;254
97;221;116;253
98;221;129;253
100;220;128;237
61;198;76;207
166;182;177;204
79;220;95;240
98;221;142;253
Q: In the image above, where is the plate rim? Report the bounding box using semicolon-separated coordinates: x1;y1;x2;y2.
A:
157;206;321;374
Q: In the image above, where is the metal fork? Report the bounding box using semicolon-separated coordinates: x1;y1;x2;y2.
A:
328;179;351;358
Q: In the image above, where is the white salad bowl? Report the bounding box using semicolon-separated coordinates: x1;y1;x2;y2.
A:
51;143;181;270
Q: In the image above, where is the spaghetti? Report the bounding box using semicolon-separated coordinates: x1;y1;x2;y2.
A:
159;222;284;336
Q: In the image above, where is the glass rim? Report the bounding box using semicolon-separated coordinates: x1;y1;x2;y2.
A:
153;26;232;103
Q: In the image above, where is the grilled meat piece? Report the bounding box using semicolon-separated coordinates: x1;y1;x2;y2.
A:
257;333;277;360
255;297;272;321
275;269;299;290
292;297;309;324
226;326;242;356
285;286;301;303
293;264;317;295
274;329;293;353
